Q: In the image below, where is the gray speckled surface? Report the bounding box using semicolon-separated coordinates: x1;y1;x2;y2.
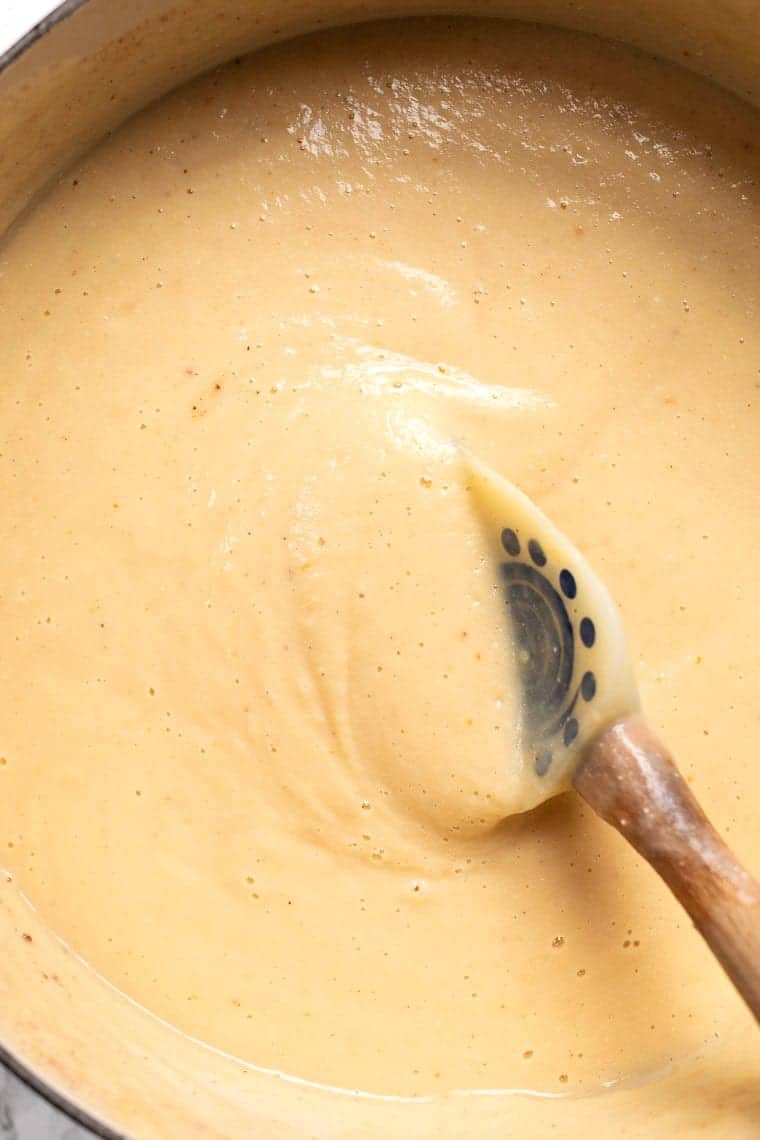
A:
0;1067;93;1140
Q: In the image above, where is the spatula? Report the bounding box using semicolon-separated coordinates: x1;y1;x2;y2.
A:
465;454;760;1022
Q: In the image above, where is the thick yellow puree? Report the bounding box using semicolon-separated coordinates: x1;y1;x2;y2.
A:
0;17;758;1136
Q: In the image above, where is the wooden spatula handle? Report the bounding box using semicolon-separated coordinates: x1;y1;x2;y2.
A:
573;714;760;1022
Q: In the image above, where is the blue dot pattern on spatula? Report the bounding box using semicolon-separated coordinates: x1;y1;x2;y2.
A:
499;526;597;777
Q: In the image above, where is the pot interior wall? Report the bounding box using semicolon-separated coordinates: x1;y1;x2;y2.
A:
1;0;759;236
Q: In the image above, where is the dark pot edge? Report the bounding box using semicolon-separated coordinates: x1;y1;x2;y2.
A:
1;3;128;1136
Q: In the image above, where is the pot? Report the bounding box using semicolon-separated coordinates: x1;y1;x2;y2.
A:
0;3;758;1137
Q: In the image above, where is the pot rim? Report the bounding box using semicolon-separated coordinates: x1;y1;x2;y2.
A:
0;1035;121;1139
0;0;86;71
0;10;113;1137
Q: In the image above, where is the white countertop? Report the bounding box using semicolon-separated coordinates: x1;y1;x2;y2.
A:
0;0;63;54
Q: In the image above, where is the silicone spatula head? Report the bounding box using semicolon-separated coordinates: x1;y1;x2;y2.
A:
463;455;760;1024
465;454;640;810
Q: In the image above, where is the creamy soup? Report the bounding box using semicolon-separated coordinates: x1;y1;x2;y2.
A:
0;16;758;1136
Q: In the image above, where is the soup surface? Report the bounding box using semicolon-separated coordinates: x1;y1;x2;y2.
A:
0;16;759;1135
